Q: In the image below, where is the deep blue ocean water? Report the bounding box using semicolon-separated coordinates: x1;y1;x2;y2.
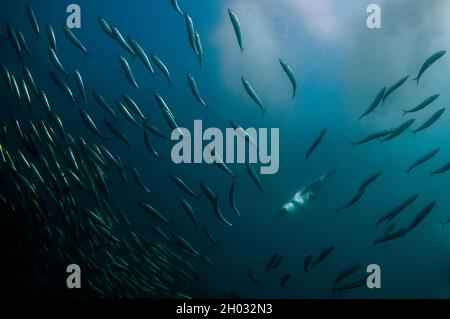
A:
1;0;450;298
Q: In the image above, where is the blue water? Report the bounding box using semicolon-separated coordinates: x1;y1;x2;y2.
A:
1;0;450;298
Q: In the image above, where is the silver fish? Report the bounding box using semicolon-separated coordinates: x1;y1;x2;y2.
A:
74;70;87;105
228;8;243;53
242;77;265;113
151;54;171;87
63;26;88;55
119;56;139;89
279;59;297;99
49;47;68;74
26;4;40;37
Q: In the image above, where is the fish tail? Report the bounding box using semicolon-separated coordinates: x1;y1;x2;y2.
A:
412;76;419;84
401;110;408;116
428;172;434;179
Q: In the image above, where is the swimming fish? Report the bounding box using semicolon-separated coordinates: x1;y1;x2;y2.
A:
333;265;362;287
375;193;420;226
26;4;40;37
373;228;408;244
169;175;200;199
63;26;88;55
92;90;117;120
382;75;408;103
151;54;171;87
170;0;184;16
79;110;106;141
407;201;436;232
306;128;326;162
358;170;382;192
98;16;114;38
194;31;204;67
179;198;197;227
46;23;57;52
119;56;139;89
49;71;75;104
242;77;265;113
312;246;335;266
188;73;207;107
381;119;415;142
228;8;243;52
229;179;240;216
406;148;440;175
335;189;365;213
213;196;233;227
246;163;262;193
112;26;135;56
184;13;198;55
279;59;297;99
350;129;392;146
104;119;130;148
402;94;439;115
280;274;293;287
412;108;445;135
429;161;450;178
247;269;259;285
128;38;155;76
359;87;386;120
74;69;87;105
48;47;67;74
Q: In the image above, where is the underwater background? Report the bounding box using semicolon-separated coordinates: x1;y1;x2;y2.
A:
1;0;450;299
